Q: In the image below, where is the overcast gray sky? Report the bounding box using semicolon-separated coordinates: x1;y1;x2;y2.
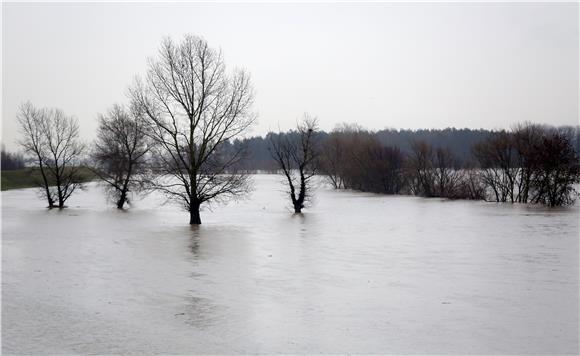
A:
2;2;578;151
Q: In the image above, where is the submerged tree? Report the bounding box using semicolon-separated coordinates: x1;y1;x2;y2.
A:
91;104;150;209
432;146;462;197
269;115;318;213
130;35;255;224
407;140;463;198
407;140;436;197
453;165;487;200
345;134;405;194
472;124;580;206
318;130;347;189
472;131;519;203
357;142;406;194
17;101;85;208
512;122;544;203
529;130;579;206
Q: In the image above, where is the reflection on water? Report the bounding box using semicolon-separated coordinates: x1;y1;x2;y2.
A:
181;296;223;330
189;225;201;258
2;175;579;354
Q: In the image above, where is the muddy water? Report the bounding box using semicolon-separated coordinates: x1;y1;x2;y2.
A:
2;175;578;354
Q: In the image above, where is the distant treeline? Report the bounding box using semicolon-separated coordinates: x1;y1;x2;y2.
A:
230;125;580;171
226;122;580;207
1;146;25;171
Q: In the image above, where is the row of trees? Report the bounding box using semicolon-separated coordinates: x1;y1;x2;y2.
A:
17;35;254;224
315;123;579;207
13;34;580;223
473;124;579;206
14;97;580;221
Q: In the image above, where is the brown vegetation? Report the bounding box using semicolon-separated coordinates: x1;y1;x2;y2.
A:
317;123;579;207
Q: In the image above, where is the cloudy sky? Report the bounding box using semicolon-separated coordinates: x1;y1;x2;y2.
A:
2;2;578;150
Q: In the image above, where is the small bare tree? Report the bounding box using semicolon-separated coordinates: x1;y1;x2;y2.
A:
512;122;545;203
319;131;346;189
433;147;462;197
130;35;255;224
472;131;519;202
408;140;436;197
453;165;487;200
91;104;151;209
17;101;85;208
269;115;318;213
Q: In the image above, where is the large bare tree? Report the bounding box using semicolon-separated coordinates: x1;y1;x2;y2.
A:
91;104;151;209
17;101;85;208
130;35;255;224
269;115;318;213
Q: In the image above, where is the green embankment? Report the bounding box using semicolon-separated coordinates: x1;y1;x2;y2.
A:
1;167;97;191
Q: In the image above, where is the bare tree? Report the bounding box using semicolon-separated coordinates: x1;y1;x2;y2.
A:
130;35;255;224
17;102;53;206
329;126;374;191
408;140;436;197
318;123;384;191
407;141;464;198
472;124;579;206
529;130;579;206
472;131;519;202
512;122;544;203
91;104;151;209
433;147;462;197
453;165;487;200
319;131;346;189
344;135;406;194
269;115;318;213
17;101;85;208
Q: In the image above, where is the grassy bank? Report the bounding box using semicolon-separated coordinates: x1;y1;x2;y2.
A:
1;167;97;191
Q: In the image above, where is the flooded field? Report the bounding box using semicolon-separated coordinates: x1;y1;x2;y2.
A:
2;174;579;354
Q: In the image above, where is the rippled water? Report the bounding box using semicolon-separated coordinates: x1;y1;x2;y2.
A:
2;175;579;354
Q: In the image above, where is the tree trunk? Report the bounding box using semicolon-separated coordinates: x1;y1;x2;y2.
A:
293;170;306;213
116;191;127;209
118;164;132;210
54;163;65;208
37;161;54;208
293;206;302;214
190;204;202;225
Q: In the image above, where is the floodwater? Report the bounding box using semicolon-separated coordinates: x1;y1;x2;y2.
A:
2;175;579;354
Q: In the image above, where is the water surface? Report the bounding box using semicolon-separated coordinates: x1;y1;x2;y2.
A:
2;175;578;354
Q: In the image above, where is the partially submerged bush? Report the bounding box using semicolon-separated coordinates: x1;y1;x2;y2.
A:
318;123;579;207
